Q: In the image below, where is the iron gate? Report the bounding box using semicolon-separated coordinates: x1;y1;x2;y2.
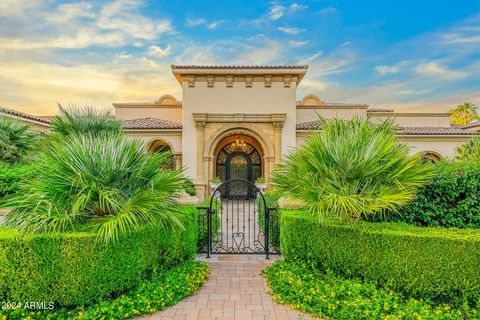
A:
197;179;280;259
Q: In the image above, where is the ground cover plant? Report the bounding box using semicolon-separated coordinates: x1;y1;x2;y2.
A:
273;117;432;221
0;261;209;320
264;260;475;320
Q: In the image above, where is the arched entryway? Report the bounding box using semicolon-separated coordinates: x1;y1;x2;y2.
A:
214;134;263;184
148;139;175;169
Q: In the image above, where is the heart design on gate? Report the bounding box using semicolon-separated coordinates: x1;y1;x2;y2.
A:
232;232;244;250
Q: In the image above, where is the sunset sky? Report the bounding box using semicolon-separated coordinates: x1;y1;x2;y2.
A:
0;0;479;115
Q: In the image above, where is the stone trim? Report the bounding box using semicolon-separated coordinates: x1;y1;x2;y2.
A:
193;113;286;124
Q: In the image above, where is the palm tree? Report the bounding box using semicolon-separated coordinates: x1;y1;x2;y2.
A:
449;102;479;125
50;104;123;137
273;117;433;221
3;133;183;243
0;115;38;163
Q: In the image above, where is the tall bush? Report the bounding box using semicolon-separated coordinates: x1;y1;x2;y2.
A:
391;160;480;228
456;136;480;161
273;117;432;221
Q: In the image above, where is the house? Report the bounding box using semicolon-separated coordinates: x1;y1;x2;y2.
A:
2;65;479;198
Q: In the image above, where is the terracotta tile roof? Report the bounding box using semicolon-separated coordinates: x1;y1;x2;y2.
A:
171;65;308;69
123;118;182;130
0;107;51;124
296;120;477;135
367;108;394;113
398;127;475;135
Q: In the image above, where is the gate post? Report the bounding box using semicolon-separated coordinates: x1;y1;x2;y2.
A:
207;208;212;259
265;207;270;259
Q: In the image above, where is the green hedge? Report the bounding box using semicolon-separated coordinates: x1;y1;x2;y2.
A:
281;210;480;304
388;161;480;228
0;208;197;307
0;163;33;200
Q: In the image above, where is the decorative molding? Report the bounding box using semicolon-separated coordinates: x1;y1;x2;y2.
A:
192;113;287;124
187;75;195;87
206;75;214;87
245;75;253;87
226;75;234;88
264;75;272;87
193;113;207;128
283;75;292;87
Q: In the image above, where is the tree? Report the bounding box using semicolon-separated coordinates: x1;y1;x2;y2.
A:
0;115;38;163
449;102;479;125
273;117;433;221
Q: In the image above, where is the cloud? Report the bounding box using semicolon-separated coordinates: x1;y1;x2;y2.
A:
0;0;42;17
289;40;309;48
45;2;95;23
299;51;323;63
319;6;338;15
267;5;285;20
148;45;171;58
289;3;308;12
415;61;467;79
278;27;304;35
207;20;224;30
375;65;400;75
186;17;206;27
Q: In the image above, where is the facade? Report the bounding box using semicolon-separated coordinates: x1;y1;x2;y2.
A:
2;65;479;199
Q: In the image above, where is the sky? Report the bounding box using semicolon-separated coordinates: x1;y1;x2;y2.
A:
0;0;479;115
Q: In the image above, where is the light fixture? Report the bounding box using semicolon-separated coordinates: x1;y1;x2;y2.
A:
232;136;247;151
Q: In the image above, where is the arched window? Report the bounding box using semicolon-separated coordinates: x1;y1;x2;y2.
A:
420;151;443;163
216;140;262;183
148;140;175;170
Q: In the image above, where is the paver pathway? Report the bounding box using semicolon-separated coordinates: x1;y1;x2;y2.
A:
139;255;314;320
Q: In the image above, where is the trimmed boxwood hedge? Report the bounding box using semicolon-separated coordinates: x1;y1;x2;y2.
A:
0;207;197;307
280;210;480;304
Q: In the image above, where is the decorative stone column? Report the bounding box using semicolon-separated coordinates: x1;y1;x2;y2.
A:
193;114;207;184
173;153;182;170
272;120;284;165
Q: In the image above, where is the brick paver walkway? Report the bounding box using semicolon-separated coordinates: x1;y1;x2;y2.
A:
138;255;314;320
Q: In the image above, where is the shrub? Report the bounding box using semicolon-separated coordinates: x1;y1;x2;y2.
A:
3;133;183;243
390;161;480;228
0;163;33;200
196;198;221;252
457;136;480;161
264;260;473;320
257;191;281;252
0;261;209;320
273;117;432;221
183;177;197;196
0;208;197;307
280;210;480;304
0;115;38;163
50;105;123;138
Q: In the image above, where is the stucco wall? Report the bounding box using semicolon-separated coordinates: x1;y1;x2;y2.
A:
369;113;451;127
114;106;182;122
124;130;182;153
296;107;367;123
182;81;297;179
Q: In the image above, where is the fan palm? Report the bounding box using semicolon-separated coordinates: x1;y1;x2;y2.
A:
3;133;183;243
0;115;38;163
273;117;433;221
50;104;123;137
